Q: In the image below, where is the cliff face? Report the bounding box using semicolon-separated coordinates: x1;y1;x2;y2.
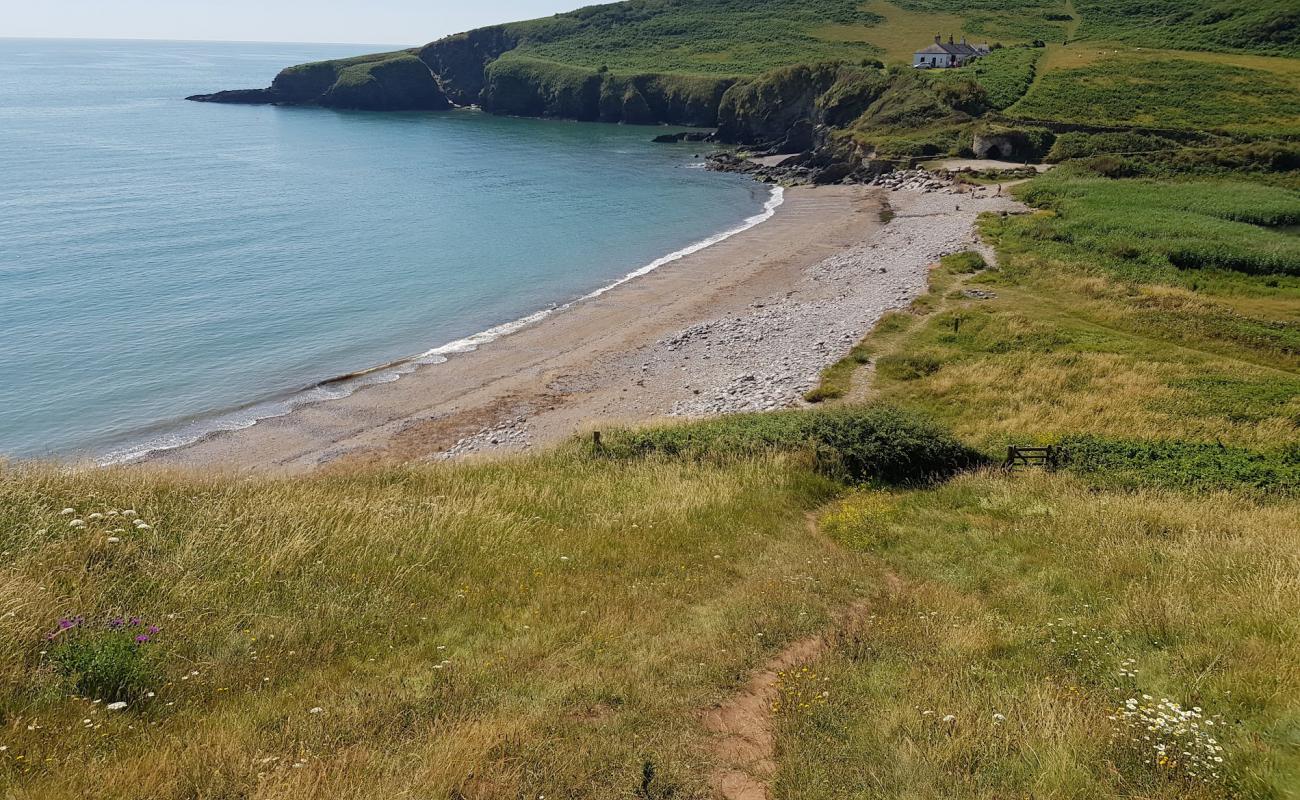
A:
417;26;519;106
319;56;452;111
717;63;889;149
188;28;731;126
478;57;733;125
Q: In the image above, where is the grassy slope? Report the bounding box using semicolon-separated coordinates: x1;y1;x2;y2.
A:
490;0;1295;78
783;166;1300;796
822;172;1300;454
0;455;859;797
500;0;1074;75
1006;51;1300;135
782;472;1300;798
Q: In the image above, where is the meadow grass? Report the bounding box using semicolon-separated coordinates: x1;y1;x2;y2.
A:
0;451;873;798
809;172;1299;458
810;0;1053;65
803;344;873;403
1006;52;1300;135
506;0;888;75
1073;0;1300;57
777;470;1300;798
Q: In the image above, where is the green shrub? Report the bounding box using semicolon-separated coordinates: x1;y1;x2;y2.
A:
1081;154;1142;178
48;618;162;703
1059;434;1300;494
873;312;913;335
804;344;872;403
1046;131;1187;163
936;46;1041;110
593;406;984;485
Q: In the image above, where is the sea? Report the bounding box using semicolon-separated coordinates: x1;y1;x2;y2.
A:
0;38;776;462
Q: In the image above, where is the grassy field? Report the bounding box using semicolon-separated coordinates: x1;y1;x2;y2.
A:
811;0;1055;65
506;0;889;75
821;172;1300;453
779;471;1300;798
0;451;859;798
1006;52;1300;134
1074;0;1299;57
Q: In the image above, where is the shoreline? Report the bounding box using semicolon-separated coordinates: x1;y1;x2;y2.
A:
141;182;1021;473
93;185;784;466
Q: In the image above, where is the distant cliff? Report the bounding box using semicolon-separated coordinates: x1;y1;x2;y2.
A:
188;36;732;125
188;51;450;111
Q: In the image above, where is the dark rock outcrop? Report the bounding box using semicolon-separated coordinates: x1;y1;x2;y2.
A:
186;88;276;104
652;131;716;143
716;63;888;149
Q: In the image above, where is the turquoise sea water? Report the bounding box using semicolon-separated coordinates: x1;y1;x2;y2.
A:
0;39;772;461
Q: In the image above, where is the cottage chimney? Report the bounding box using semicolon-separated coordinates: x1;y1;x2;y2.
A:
948;34;954;44
934;33;941;44
962;36;967;45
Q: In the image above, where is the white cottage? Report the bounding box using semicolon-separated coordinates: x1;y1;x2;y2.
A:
912;34;991;69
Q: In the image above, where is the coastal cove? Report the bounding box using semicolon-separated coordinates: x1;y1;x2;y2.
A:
0;39;771;463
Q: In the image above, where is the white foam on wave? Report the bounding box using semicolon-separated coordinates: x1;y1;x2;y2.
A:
97;184;785;466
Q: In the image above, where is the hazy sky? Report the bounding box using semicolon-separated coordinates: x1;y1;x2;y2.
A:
3;0;582;46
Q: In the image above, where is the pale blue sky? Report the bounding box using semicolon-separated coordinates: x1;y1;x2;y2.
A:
4;0;582;46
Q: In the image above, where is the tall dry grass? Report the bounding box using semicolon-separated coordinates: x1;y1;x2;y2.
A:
0;451;865;798
778;471;1300;798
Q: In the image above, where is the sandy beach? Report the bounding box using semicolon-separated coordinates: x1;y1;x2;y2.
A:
148;182;1021;472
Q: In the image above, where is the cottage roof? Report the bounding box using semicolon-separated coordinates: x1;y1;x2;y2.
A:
914;36;989;56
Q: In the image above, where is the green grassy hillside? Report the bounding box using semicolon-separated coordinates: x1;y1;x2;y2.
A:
1076;0;1298;55
1007;52;1300;135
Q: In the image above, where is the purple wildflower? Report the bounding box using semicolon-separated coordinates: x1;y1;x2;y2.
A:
129;617;142;626
108;618;125;629
134;634;150;644
147;625;160;634
58;618;75;630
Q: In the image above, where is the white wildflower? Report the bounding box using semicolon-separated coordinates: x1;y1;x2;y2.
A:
106;701;127;711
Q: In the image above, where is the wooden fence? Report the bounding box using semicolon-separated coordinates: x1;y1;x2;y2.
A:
1004;445;1059;470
